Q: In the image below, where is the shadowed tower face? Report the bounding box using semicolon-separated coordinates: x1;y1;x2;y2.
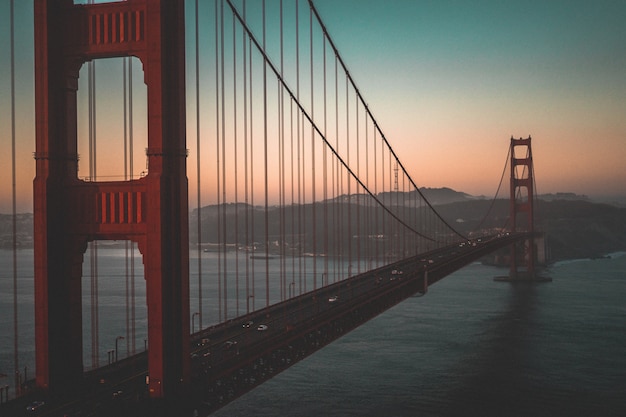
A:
33;0;189;398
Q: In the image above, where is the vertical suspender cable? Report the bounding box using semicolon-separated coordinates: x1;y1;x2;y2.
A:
122;56;136;355
242;0;251;313
309;5;317;289
300;92;306;292
345;74;351;276
262;0;270;307
322;31;329;286
278;80;284;299
122;57;136;356
89;62;100;367
402;164;406;257
87;0;94;368
374;129;379;266
355;96;361;273
128;58;136;353
296;0;302;293
194;0;203;331
221;0;228;320
232;11;240;316
387;148;390;256
10;0;20;395
393;158;401;260
380;134;386;262
123;58;130;354
290;97;296;294
279;0;286;301
88;54;100;367
214;0;222;323
244;3;256;310
220;1;228;320
363;108;369;269
334;54;341;282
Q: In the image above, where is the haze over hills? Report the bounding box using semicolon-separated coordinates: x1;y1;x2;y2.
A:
1;188;625;262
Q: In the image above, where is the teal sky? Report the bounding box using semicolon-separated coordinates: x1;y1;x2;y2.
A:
1;0;625;212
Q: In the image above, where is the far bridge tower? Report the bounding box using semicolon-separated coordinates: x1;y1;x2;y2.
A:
497;136;550;282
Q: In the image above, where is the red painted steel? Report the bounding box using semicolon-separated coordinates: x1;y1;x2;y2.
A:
509;136;536;278
33;0;189;399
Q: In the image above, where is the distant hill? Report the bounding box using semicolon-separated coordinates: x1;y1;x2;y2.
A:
430;198;626;261
2;188;625;261
418;187;481;205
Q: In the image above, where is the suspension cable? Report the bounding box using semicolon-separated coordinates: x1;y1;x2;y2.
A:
307;0;466;241
309;4;317;288
242;0;251;313
87;50;100;367
474;141;511;231
214;0;222;323
248;0;256;312
221;0;228;320
128;57;136;354
232;8;240;316
10;0;20;395
194;0;203;331
262;0;270;307
226;0;439;242
123;57;130;355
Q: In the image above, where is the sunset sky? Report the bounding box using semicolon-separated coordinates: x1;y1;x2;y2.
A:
312;0;626;198
1;0;625;213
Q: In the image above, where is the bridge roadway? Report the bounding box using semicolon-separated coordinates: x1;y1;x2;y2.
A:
2;232;531;417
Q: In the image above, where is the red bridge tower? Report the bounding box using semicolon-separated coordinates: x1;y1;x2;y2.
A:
34;0;189;398
505;136;549;281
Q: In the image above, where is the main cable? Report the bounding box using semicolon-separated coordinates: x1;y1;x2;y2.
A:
474;141;512;232
308;0;466;241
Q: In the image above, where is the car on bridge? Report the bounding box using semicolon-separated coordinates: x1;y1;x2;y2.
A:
26;400;45;412
223;340;238;350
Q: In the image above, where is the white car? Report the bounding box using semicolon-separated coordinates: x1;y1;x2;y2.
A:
257;324;269;331
26;401;45;412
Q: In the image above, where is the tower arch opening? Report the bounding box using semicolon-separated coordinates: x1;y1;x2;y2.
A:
77;56;148;181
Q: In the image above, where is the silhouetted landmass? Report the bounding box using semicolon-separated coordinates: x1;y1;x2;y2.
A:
2;189;625;262
187;194;626;262
431;198;626;261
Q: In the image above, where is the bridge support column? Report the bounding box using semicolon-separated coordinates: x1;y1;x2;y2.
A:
34;0;190;398
496;136;550;282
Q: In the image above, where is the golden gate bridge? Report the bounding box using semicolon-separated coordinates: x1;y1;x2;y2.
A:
1;0;542;415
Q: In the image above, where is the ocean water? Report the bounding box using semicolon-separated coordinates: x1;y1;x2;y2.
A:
1;250;625;416
211;253;626;417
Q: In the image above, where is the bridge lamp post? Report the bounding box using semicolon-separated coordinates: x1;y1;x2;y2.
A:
0;373;6;404
247;295;254;313
191;312;200;334
115;336;125;362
